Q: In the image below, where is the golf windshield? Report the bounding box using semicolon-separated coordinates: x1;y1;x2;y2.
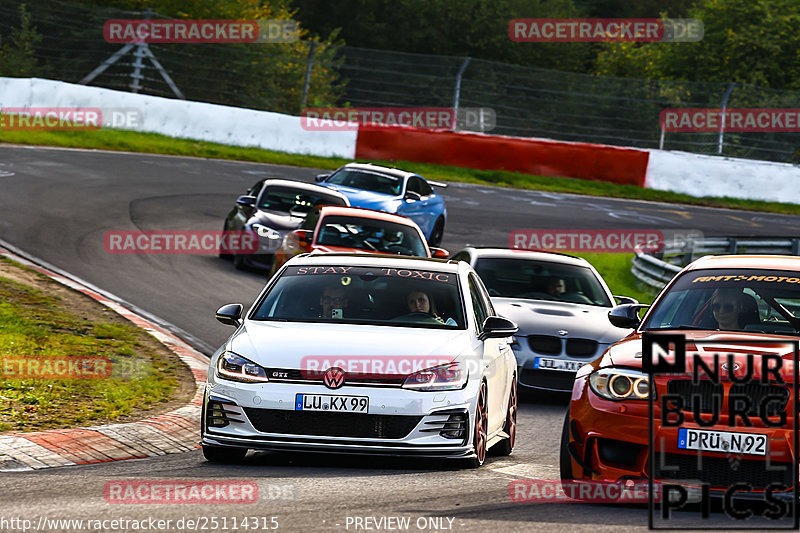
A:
251;265;465;328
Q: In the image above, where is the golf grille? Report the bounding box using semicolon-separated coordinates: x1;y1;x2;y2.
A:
243;408;422;439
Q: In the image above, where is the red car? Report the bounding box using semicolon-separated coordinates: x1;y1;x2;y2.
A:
562;254;800;500
271;206;448;274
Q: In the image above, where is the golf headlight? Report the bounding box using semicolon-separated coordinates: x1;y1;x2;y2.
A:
589;368;652;401
216;352;269;383
402;362;467;391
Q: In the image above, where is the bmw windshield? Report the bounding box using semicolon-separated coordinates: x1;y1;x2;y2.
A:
326;169;403;196
474;257;612;306
258;186;346;214
251;265;465;328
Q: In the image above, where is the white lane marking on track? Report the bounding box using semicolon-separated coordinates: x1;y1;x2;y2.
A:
750;215;800;227
489;462;558;480
606;211;677;225
0;162;15;177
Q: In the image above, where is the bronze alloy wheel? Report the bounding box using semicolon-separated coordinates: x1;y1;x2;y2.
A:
492;377;517;456
466;382;488;468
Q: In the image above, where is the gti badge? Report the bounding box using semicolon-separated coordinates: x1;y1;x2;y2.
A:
323;367;345;389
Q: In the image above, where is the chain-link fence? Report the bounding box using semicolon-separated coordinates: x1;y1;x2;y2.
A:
0;0;343;114
3;0;800;163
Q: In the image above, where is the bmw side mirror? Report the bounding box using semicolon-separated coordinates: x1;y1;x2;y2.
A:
480;316;518;340
404;191;422;202
291;229;313;247
216;303;243;326
236;195;256;208
430;247;449;259
608;304;648;329
315;173;330;183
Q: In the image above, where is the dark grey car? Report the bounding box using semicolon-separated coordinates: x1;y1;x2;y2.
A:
221;179;349;270
450;247;635;392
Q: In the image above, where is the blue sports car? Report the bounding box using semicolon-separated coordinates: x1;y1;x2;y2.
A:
315;162;448;246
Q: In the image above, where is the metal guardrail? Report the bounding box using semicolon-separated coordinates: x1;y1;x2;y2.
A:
631;237;800;290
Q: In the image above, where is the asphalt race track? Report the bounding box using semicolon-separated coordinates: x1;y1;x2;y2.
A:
1;144;799;532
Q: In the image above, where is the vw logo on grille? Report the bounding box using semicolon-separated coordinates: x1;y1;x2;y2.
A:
558;330;569;336
323;367;345;389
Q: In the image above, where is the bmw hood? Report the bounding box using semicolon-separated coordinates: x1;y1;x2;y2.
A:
491;297;631;345
227;321;473;370
321;185;401;212
604;331;798;372
250;210;305;231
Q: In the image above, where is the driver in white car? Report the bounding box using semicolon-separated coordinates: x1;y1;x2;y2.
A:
406;290;456;325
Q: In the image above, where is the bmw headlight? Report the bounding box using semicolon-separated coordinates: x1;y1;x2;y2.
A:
216;351;269;383
251;223;282;240
588;367;652;401
402;362;467;391
250;223;283;251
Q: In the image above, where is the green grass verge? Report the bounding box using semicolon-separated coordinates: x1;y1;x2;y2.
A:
572;252;660;306
2;128;800;215
0;257;189;432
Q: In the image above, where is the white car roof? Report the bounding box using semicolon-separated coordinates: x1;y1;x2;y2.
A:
284;252;462;273
459;247;592;268
342;162;416;180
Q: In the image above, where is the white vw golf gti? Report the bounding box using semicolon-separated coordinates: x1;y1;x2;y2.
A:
202;253;518;467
